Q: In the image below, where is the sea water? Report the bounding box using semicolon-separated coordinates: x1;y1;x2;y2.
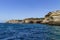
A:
0;23;60;40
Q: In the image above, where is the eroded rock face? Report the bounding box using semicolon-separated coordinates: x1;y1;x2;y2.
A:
24;18;44;23
42;10;60;24
6;18;44;24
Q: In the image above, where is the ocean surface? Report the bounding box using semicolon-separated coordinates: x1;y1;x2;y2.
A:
0;23;60;40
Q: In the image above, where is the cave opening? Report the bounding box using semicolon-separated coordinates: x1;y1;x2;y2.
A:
36;21;41;23
29;21;34;23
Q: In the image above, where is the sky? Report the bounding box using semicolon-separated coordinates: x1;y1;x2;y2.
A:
0;0;60;22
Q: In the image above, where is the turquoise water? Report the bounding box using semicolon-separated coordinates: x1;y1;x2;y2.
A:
0;23;60;40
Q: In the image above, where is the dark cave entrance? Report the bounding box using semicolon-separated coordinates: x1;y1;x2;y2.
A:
36;21;41;23
29;21;34;23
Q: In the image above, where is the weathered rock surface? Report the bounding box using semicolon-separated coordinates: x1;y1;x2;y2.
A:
6;18;44;24
24;18;44;23
42;10;60;25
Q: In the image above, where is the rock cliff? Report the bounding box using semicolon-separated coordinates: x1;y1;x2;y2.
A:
6;18;44;24
6;10;60;25
42;10;60;25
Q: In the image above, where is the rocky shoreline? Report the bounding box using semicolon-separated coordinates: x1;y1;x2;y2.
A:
6;18;44;24
6;10;60;25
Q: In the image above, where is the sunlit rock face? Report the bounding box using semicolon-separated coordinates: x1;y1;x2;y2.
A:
24;18;44;23
42;10;60;24
6;18;44;24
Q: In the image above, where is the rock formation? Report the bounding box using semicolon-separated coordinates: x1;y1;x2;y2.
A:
42;10;60;25
24;18;44;23
6;18;44;24
6;10;60;25
6;20;23;23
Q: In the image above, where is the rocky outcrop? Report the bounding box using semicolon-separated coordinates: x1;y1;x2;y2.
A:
6;10;60;25
24;18;44;23
6;20;24;23
42;10;60;25
6;18;44;24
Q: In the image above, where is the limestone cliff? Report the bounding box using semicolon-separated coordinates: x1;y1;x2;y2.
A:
24;18;44;23
42;10;60;24
6;10;60;25
6;18;44;24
